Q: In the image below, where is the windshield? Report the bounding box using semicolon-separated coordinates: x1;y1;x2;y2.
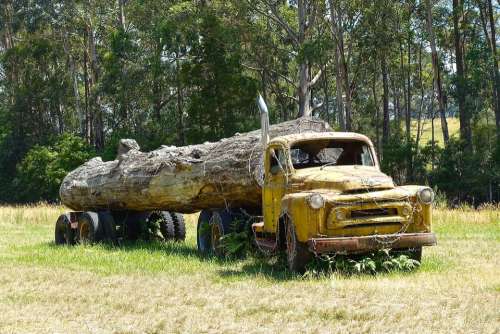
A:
290;139;374;169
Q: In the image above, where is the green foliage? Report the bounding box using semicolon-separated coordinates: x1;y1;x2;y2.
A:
14;134;95;202
219;219;254;258
0;0;498;205
306;249;420;276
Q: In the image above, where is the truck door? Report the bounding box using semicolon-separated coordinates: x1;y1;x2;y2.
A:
263;146;288;233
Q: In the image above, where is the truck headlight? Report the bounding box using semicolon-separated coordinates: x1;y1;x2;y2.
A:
417;188;435;204
308;193;325;209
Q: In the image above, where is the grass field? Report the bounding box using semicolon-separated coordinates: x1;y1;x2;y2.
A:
0;205;498;333
411;117;460;147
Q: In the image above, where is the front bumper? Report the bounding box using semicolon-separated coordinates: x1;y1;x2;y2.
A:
308;232;437;254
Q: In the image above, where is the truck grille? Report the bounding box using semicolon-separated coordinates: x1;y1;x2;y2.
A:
327;201;412;232
350;208;397;218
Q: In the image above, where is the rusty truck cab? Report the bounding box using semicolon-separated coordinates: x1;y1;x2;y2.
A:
254;131;436;271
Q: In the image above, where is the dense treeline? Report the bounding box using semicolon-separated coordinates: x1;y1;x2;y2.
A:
0;0;498;205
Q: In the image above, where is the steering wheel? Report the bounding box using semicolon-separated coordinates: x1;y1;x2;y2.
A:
298;155;322;164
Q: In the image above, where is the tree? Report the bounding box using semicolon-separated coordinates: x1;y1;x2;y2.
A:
251;0;324;117
425;0;449;144
452;0;472;149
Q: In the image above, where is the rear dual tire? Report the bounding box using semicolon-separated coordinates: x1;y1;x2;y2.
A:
147;211;185;241
55;210;185;245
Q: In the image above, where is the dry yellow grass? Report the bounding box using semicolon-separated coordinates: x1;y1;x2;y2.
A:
0;205;498;333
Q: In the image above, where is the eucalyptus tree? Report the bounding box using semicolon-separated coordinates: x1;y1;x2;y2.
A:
249;0;326;118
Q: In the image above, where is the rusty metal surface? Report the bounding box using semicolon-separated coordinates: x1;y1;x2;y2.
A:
308;233;437;254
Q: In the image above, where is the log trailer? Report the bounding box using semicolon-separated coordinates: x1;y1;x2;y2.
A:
55;96;436;272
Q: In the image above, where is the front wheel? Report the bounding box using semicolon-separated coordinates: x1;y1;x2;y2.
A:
407;247;422;262
285;221;312;273
392;247;422;262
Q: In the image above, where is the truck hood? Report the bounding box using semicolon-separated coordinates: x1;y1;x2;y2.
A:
289;166;394;193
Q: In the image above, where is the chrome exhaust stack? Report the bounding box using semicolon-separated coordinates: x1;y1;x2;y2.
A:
257;94;269;151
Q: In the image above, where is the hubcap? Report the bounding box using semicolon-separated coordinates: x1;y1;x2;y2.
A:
211;222;222;255
79;220;91;241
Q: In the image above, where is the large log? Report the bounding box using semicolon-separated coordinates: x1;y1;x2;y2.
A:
60;118;331;213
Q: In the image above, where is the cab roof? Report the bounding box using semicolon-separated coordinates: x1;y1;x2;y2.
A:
268;131;374;147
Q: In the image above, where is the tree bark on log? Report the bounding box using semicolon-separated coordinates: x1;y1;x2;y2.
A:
60;118;331;213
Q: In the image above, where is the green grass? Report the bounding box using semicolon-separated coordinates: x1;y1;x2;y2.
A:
411;117;460;147
0;205;498;333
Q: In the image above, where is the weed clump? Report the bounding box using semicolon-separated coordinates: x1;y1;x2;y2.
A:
304;249;421;277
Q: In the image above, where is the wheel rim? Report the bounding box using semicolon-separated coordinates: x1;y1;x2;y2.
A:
79;219;91;242
211;222;222;255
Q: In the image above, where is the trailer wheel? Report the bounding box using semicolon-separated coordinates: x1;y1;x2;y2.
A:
156;211;175;241
55;214;74;245
171;213;186;241
285;221;312;273
77;212;100;244
197;209;233;257
197;210;212;255
210;212;225;257
98;211;117;244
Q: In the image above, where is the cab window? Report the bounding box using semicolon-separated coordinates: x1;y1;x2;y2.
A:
269;148;287;174
290;139;374;169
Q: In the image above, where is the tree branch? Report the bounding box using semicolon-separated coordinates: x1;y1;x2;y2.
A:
252;1;299;45
309;68;323;87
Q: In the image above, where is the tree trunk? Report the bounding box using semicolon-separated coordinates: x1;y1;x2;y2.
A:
425;0;449;144
334;46;345;130
298;63;312;117
176;52;185;145
62;30;84;136
372;78;381;162
452;0;472;149
83;30;92;144
60;118;331;213
381;56;390;145
487;0;500;134
406;31;412;143
400;38;409;142
416;44;425;150
87;20;104;150
118;0;126;30
480;0;500;134
329;0;352;130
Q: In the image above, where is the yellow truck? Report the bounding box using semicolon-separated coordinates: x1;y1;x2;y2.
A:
196;97;436;272
55;96;436;272
196;130;436;272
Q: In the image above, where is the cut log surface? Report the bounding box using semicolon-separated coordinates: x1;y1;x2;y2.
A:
60;118;331;213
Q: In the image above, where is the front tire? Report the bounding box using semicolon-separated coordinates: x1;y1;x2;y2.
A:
392;247;422;262
407;247;422;262
285;221;312;273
